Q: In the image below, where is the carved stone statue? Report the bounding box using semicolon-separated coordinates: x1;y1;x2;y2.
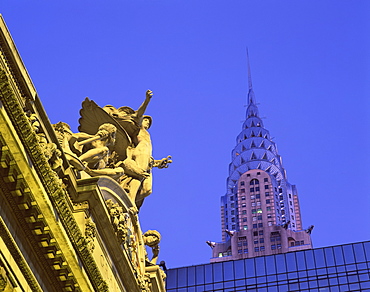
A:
103;89;153;146
78;90;153;164
54;122;124;179
120;116;172;208
143;230;161;265
78;123;117;169
77;90;172;209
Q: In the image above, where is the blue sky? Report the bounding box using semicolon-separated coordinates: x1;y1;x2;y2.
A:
1;1;370;268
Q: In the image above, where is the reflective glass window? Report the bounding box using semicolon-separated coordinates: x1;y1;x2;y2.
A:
345;263;356;272
213;282;223;289
287;272;298;280
338;276;348;284
166;269;177;289
357;263;367;270
234;259;245;279
205;264;213;284
213;263;223;282
295;251;306;270
314;249;326;268
265;255;276;275
188;267;195;286
275;254;287;273
359;273;370;281
342;244;355;264
304;249;315;269
278;284;288;291
316;268;327;275
336;265;345;273
289;283;299;291
364;241;370;261
299;281;309;289
178;268;187;287
349;283;360;291
235;279;245;287
246;258;256;278
353;242;366;262
255;257;266;276
361;281;370;289
308;279;318;288
318;279;329;287
348;274;359;282
195;265;205;285
324;247;335;267
223;261;234;281
267;286;278;292
286;253;297;272
267;274;277;282
224;281;235;288
327;267;336;274
333;246;344;265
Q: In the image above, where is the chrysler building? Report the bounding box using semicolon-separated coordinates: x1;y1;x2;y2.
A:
210;56;313;262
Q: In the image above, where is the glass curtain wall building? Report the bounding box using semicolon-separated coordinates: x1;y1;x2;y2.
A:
167;241;370;292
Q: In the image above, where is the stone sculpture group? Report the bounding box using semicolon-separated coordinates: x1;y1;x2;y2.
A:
54;89;172;210
52;90;171;280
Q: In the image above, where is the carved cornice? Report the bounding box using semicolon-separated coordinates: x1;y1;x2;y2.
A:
0;217;42;292
0;133;69;291
0;16;36;104
0;68;108;291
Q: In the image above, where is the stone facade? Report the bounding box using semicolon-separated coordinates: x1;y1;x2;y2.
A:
0;16;167;292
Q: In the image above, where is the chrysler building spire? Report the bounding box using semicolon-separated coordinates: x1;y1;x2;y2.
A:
246;48;256;105
209;55;313;262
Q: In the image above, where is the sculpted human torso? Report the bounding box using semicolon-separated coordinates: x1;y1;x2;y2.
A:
132;120;152;171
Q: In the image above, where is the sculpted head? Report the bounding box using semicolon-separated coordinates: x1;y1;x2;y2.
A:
98;123;117;145
142;116;152;130
117;106;135;119
143;230;161;247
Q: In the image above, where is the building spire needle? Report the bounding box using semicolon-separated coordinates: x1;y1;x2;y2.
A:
247;47;253;92
246;48;255;105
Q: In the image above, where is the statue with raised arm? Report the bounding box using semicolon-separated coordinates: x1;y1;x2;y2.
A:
103;89;153;146
78;90;171;208
120;115;172;209
78;90;153;163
